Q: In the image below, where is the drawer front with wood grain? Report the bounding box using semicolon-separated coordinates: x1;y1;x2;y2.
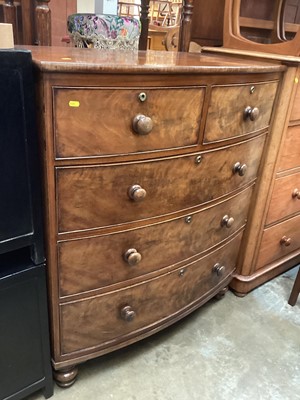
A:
277;125;300;172
204;81;278;142
58;186;252;296
56;135;265;233
60;233;241;355
256;214;300;270
53;87;205;158
266;172;300;225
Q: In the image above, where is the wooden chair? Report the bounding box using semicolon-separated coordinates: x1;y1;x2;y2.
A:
129;0;180;50
149;0;177;26
0;0;51;45
177;0;300;54
230;0;286;44
288;267;300;306
118;0;141;18
223;0;300;56
178;0;225;51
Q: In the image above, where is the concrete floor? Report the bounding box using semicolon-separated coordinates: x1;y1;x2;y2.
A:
28;267;300;400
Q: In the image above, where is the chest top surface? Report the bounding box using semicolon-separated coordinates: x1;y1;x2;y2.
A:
21;46;286;75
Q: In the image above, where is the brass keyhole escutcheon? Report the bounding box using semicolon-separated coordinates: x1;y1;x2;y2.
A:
195;155;202;165
138;92;147;102
185;215;192;224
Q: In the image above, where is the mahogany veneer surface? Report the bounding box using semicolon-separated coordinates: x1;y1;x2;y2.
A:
56;135;265;233
26;46;284;379
277;125;300;171
53;87;205;158
256;213;300;270
204;80;278;142
201;47;300;295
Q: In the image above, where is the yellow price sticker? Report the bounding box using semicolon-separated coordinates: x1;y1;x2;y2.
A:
69;100;80;107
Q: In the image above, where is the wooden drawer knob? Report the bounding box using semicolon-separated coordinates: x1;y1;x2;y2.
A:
120;305;136;322
280;236;292;247
123;248;142;266
233;162;247;176
213;263;225;276
128;184;147;201
132;114;153;135
221;215;235;228
292;189;300;200
244;106;259;121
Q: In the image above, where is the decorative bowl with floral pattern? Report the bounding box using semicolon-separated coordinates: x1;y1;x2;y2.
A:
67;14;141;50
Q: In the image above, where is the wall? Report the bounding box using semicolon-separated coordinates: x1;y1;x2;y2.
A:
77;0;95;13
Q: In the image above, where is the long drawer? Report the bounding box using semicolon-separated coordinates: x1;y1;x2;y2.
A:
53;86;205;158
56;134;265;233
58;186;252;297
256;214;300;270
277;125;300;172
204;81;278;143
60;233;241;355
266;171;300;225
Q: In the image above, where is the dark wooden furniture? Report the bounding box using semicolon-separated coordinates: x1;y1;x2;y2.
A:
178;0;225;50
288;266;300;305
230;60;300;295
0;256;53;400
0;0;51;45
193;0;300;295
0;49;45;261
28;45;285;386
178;0;300;51
223;0;300;56
0;49;53;399
176;0;300;295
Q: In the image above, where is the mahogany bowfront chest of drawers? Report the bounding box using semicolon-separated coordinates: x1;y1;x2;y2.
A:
30;47;285;385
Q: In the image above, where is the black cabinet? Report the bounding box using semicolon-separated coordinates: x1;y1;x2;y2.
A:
0;50;53;400
0;49;44;263
0;251;53;400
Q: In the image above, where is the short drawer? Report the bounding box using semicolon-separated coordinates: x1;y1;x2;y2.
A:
256;214;300;270
60;233;241;355
53;86;205;158
277;125;300;172
204;81;278;143
56;135;265;233
266;172;300;225
58;186;252;296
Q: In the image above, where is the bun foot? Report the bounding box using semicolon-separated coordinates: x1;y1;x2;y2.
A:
53;366;78;388
215;286;228;300
231;289;247;298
